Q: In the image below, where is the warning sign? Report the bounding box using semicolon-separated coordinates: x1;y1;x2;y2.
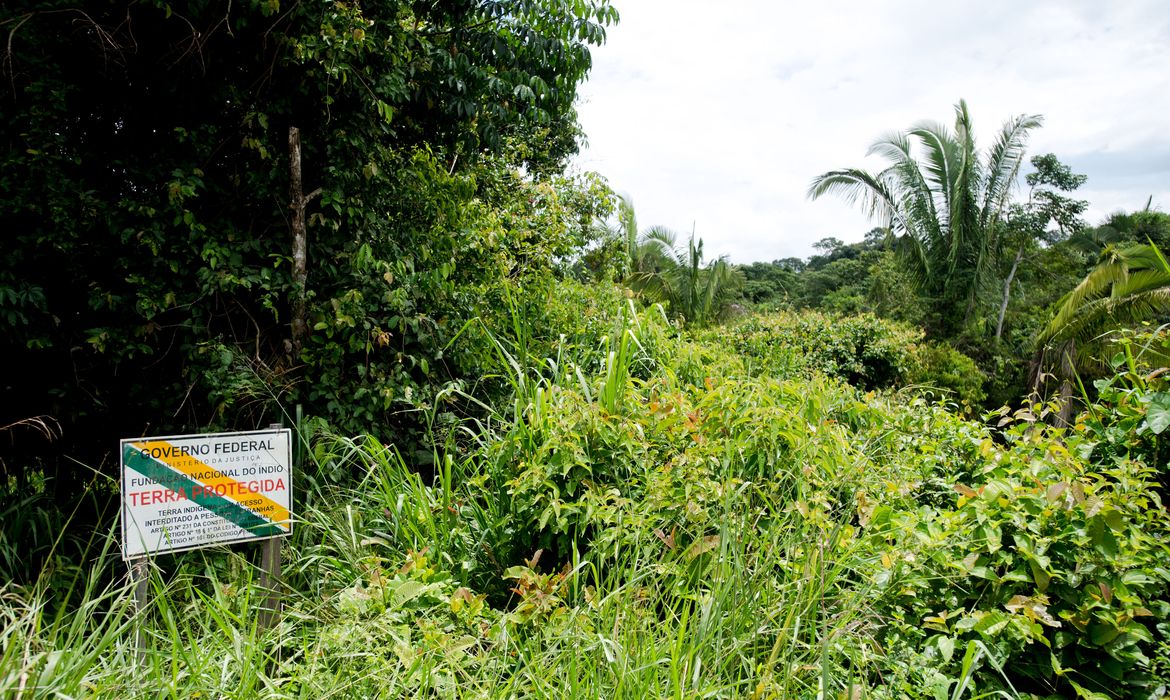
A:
120;428;293;559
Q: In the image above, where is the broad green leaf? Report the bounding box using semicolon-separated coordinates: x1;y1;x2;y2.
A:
1029;559;1052;592
1068;679;1113;700
973;611;1009;636
937;635;955;663
1089;623;1120;645
1145;392;1170;434
389;579;441;608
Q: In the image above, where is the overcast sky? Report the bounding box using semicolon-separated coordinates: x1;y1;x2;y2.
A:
574;0;1170;264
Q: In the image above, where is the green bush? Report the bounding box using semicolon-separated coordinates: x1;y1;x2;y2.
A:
703;310;985;408
858;405;1170;697
706;310;922;388
907;341;987;407
7;295;1170;699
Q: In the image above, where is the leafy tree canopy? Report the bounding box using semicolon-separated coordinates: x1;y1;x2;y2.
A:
0;0;617;489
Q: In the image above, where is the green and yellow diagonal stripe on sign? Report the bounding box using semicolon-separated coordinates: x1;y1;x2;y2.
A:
122;442;289;536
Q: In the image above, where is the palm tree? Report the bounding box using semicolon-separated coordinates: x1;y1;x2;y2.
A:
1038;243;1170;359
628;228;741;327
809;100;1042;335
579;194;646;282
1031;243;1170;421
616;194;640;276
604;194;666;279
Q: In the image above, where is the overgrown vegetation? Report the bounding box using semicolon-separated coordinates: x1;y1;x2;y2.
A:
4;296;1170;698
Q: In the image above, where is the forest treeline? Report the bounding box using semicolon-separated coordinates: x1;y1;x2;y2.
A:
734;203;1170;407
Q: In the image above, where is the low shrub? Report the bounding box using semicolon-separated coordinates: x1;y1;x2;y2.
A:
6;298;1168;699
857;397;1170;697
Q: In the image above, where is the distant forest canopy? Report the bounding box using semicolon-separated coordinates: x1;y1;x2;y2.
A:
739;204;1170;319
735;205;1170;405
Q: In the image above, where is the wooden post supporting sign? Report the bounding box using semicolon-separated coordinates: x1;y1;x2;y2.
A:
258;423;284;631
131;557;149;661
258;538;282;630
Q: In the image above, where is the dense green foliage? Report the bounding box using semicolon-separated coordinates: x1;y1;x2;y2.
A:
1038;245;1170;376
696;310;985;406
626;227;743;327
0;0;616;495
739;232;928;324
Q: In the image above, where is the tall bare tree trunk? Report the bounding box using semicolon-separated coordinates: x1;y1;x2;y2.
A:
996;246;1025;341
288;126;320;356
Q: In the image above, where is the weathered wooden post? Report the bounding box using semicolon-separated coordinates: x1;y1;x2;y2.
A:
258;538;282;630
131;557;149;661
258;423;284;631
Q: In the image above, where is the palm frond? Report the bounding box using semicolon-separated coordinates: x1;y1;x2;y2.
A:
617;194;637;236
637;225;677;265
617;194;638;266
952;99;974;147
873;131;945;250
1114;268;1170;299
980;112;1043;232
808;168;907;235
906;120;957;218
868;129;948;233
866;131;917;165
895;231;930;291
1044;288;1170;348
627;269;672;303
1039;243;1170;344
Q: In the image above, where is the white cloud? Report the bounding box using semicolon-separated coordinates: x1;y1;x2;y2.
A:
575;0;1170;263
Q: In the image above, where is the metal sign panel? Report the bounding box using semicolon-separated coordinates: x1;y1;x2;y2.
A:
120;428;293;559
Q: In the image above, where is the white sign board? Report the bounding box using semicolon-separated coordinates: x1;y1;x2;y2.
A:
120;428;293;559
